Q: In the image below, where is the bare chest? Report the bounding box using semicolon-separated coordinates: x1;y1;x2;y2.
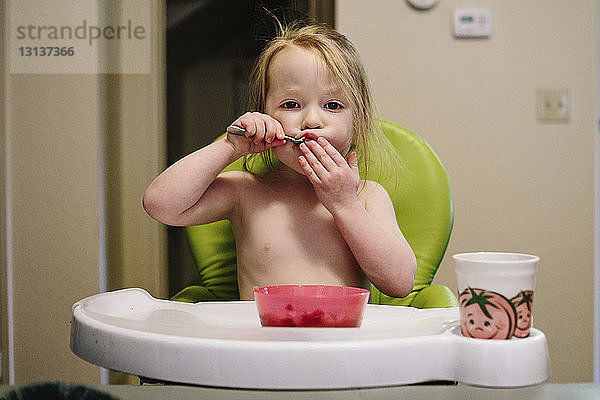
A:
229;178;368;299
235;195;348;258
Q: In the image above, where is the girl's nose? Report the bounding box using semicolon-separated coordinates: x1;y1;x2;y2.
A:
302;123;321;130
301;108;322;131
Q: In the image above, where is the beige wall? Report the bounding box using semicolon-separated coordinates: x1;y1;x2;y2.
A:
338;0;595;382
1;1;166;384
6;75;103;383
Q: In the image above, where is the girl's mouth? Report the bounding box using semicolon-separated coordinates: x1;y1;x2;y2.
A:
299;131;319;141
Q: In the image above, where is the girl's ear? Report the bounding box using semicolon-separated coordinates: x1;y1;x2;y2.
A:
347;151;358;166
347;152;360;180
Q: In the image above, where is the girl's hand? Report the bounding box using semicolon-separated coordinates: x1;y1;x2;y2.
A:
298;137;361;214
227;112;286;156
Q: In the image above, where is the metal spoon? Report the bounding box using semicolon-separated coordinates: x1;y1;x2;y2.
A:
226;125;307;145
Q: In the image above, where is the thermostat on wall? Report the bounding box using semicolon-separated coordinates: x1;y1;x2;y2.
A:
453;7;492;38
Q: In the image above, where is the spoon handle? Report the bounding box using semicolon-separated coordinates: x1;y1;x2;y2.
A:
226;125;304;144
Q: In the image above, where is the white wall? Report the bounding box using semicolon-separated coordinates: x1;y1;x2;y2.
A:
338;0;596;382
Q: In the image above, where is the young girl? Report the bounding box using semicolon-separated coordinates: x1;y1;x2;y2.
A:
143;23;416;300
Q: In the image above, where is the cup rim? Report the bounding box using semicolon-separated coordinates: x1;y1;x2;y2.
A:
453;251;540;263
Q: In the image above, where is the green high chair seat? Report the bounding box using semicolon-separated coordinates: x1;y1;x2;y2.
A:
172;120;457;308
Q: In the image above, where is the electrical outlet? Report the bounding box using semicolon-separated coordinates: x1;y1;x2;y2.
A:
536;89;571;122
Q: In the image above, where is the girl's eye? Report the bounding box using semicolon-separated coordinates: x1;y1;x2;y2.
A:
281;101;300;109
324;101;343;110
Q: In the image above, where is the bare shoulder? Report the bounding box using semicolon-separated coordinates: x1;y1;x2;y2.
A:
358;180;403;237
359;180;399;223
216;170;268;201
358;180;393;205
217;170;263;190
183;170;262;225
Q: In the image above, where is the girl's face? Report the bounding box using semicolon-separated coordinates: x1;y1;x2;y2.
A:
264;45;354;174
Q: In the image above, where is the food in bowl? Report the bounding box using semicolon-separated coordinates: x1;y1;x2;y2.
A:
253;285;370;327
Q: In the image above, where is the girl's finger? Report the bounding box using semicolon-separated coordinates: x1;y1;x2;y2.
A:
299;143;328;177
273;119;286;141
253;119;267;144
264;117;279;144
298;155;320;183
316;137;347;167
237;115;256;138
306;139;337;171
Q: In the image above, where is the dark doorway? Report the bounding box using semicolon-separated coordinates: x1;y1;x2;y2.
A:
166;0;335;296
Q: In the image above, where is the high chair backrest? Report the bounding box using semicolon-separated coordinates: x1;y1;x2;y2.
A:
173;120;457;307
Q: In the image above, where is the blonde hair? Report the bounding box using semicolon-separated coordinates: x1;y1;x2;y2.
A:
246;22;394;180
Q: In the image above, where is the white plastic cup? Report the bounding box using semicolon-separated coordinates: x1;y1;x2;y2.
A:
454;252;539;340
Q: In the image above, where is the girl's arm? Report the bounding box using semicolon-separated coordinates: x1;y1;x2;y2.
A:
298;137;416;298
143;112;285;226
143;137;243;226
331;182;417;298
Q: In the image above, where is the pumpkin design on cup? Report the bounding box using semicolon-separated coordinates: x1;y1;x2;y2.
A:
511;290;534;338
459;288;517;340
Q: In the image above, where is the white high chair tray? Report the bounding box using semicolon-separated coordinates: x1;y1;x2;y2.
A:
71;288;550;389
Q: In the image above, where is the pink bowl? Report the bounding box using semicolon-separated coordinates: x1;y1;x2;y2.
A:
253;285;370;327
